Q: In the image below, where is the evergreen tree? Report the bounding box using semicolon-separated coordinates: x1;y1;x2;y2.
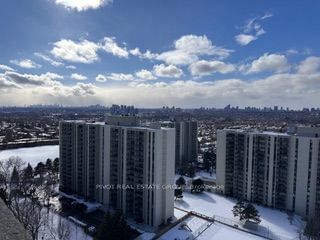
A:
191;178;205;193
232;200;245;219
232;201;261;224
53;158;59;174
174;188;183;200
45;158;53;172
116;213;132;239
95;211;131;240
203;150;216;172
11;166;19;185
242;203;261;224
34;162;45;177
95;211;112;240
176;176;186;187
23;163;33;182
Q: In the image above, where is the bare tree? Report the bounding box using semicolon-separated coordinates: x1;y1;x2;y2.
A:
56;218;71;240
0;156;25;194
10;192;47;240
41;174;54;208
47;214;71;240
0;157;65;240
27;203;47;240
0;157;49;240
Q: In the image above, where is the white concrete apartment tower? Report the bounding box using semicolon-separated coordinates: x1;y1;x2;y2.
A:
59;117;175;228
216;127;320;219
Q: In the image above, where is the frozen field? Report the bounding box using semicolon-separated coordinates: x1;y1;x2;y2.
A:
0;145;59;166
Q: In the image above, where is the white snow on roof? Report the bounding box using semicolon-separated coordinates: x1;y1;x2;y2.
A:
159;214;264;240
197;221;264;240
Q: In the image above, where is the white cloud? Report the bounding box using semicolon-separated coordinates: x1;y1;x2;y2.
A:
0;64;15;71
135;69;157;80
256;28;266;36
0;71;96;105
235;13;272;46
66;65;76;69
189;60;235;76
97;71;156;82
130;48;158;59
70;73;87;81
261;12;274;20
297;56;320;74
235;34;258;46
2;71;63;86
107;73;135;81
96;73;135;81
95;74;107;82
153;64;183;78
51;39;100;63
156;35;232;65
286;49;299;55
50;35;230;67
1;70;320;108
174;35;229;56
100;72;320;108
10;59;41;69
101;37;129;58
55;0;112;11
34;52;64;67
156;51;198;66
242;53;290;74
71;83;95;96
0;73;20;89
51;37;129;63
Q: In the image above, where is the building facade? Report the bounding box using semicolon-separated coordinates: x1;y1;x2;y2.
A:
217;127;320;219
59;118;175;228
175;120;198;171
149;119;198;172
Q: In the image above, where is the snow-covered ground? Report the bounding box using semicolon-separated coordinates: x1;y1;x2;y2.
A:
196;170;216;180
39;210;92;240
174;191;305;240
0;145;59;167
160;214;265;240
174;208;188;220
1;146;305;240
136;232;156;240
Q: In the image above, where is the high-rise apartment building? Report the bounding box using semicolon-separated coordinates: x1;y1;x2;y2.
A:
149;119;198;172
59;116;175;228
175;120;198;171
217;127;320;218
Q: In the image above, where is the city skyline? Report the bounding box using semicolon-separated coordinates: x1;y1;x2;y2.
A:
0;0;320;108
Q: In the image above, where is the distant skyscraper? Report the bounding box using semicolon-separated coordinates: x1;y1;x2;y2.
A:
217;127;320;218
174;120;198;171
59;116;175;228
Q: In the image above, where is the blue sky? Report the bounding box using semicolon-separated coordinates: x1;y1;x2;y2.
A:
0;0;320;108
